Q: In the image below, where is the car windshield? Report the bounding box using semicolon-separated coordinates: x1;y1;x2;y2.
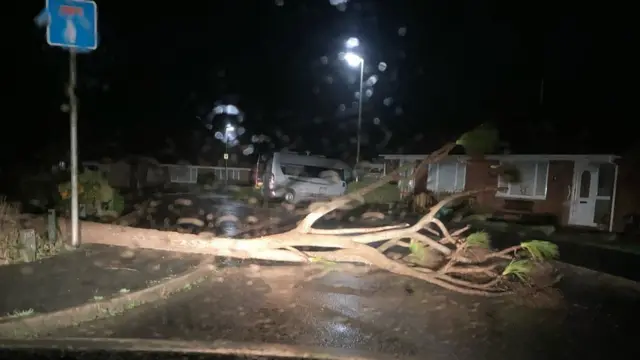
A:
5;1;635;359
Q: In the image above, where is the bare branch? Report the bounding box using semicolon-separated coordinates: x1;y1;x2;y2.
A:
309;223;409;235
296;142;457;233
410;233;452;255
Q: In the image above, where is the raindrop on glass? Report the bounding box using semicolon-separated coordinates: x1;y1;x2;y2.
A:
365;75;378;86
243;145;255;155
378;62;387;72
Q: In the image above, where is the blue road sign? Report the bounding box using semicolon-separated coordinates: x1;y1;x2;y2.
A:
45;0;98;51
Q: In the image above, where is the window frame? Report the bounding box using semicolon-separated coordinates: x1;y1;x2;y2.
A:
496;160;550;200
168;165;198;184
426;161;467;193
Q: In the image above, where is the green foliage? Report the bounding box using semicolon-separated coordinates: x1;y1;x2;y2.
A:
409;239;427;260
520;240;559;261
112;192;125;214
502;240;559;282
465;231;490;248
456;123;499;156
57;170;124;218
502;259;532;282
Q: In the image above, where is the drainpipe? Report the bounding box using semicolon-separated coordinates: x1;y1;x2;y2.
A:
608;163;620;232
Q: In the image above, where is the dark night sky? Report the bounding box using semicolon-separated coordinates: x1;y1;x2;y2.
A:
11;0;636;166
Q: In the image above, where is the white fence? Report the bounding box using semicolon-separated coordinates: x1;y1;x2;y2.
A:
81;161;253;188
161;164;252;184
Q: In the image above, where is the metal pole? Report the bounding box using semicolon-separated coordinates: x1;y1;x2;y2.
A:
68;50;80;247
225;135;229;185
355;60;364;179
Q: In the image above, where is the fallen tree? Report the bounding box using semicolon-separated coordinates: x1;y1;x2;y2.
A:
62;130;561;297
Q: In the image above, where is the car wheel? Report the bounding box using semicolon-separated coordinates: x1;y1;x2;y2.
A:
284;190;297;204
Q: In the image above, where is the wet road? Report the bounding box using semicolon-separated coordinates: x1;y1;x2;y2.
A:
134;191;302;237
54;262;640;360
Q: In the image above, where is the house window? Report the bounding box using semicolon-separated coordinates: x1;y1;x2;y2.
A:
427;161;467;193
168;165;198;184
496;161;549;200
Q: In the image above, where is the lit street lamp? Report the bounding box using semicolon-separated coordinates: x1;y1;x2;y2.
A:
224;123;234;184
345;37;360;49
343;51;364;169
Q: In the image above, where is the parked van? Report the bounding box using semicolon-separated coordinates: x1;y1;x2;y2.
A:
256;152;352;203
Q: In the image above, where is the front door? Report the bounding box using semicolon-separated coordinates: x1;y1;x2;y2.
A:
568;161;599;227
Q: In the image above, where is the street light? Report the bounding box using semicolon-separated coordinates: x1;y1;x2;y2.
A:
346;37;360;49
224;124;234;184
343;51;364;170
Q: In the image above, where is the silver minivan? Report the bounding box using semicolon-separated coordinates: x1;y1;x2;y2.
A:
257;152;352;203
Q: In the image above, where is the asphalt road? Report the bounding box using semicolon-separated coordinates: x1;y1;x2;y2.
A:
53;262;640;360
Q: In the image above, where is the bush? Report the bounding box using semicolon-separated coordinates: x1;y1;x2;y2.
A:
0;199;21;264
0;197;61;265
57;170;125;219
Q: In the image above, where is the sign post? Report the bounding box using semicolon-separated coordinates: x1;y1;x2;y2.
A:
35;0;98;248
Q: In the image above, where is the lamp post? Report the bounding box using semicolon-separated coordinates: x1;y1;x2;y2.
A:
343;51;364;170
224;123;234;185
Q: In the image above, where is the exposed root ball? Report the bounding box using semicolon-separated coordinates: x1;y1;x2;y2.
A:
509;283;564;309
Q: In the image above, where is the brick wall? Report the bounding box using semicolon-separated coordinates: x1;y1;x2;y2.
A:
465;159;575;225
